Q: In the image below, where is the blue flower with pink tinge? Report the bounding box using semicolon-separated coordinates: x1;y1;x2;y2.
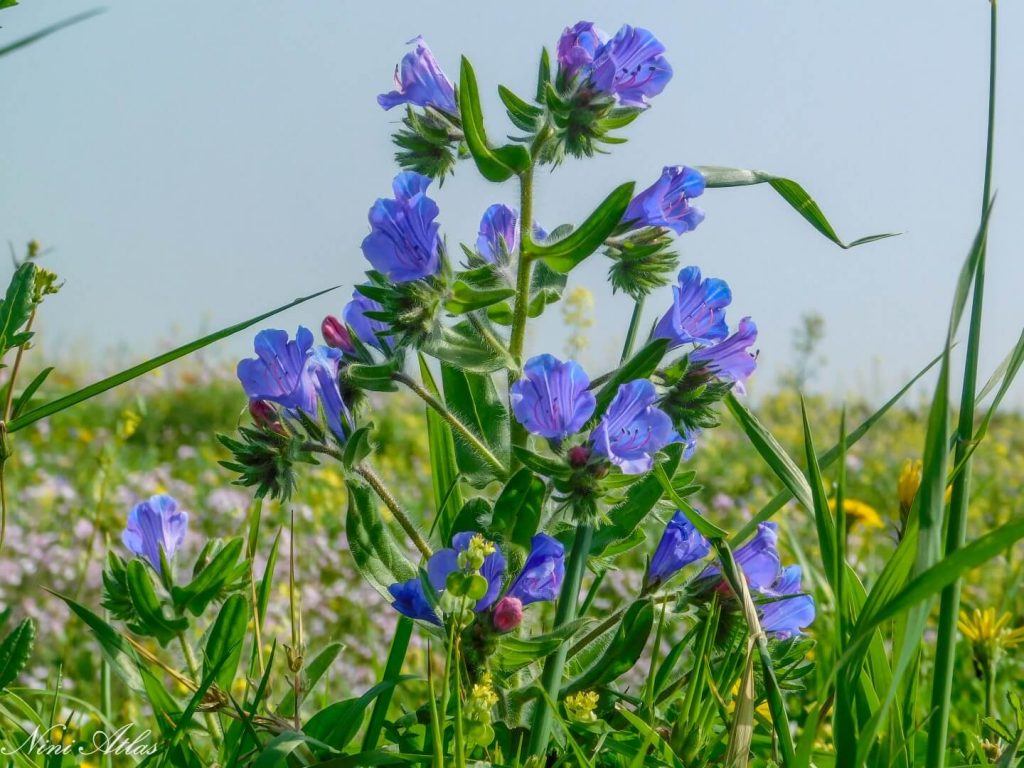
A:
343;288;394;352
700;522;781;591
589;25;673;108
653;266;731;348
378;36;457;115
625;166;705;235
647;510;711;586
691;317;759;394
477;203;519;264
757;565;815;638
556;21;607;82
591;379;677;475
510;355;597;442
122;494;188;574
361;172;442;283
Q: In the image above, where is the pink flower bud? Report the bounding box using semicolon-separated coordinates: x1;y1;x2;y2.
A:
321;315;354;353
493;596;524;633
249;399;284;434
568;445;591;468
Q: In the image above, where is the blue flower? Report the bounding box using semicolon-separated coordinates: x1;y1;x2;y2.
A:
426;531;507;612
652;266;730;348
308;347;350;441
700;522;781;591
122;495;188;574
757;565;815;638
361;172;442;283
510;355;597;441
556;21;608;81
388;579;441;625
505;534;566;605
237;327;319;415
342;288;394;351
624;167;705;235
647;510;711;585
690;317;758;394
589;25;672;108
590;379;676;474
377;36;457;114
476;203;519;264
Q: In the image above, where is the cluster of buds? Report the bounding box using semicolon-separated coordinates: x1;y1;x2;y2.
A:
463;673;499;748
564;690;600;723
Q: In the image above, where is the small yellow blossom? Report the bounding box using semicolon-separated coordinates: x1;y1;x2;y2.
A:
959;608;1024;654
565;690;600;723
117;409;142;441
470;674;499;711
897;459;922;512
829;498;884;530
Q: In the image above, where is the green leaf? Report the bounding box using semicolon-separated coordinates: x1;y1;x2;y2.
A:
0;262;36;356
11;365;53;418
419;355;464;543
345;359;401;393
487;260;567;325
0;8;103;58
441;363;510;486
512;445;571;480
459;57;530;182
51;591;145;692
493;618;592;674
125;560;189;645
171;537;248;617
0;619;34;689
279;641;344;718
490;468;545;550
420;320;513;374
7;285;340;431
498;84;543;132
444;284;516;316
345;480;417;601
361;619;410;751
525;183;635;273
592;337;670;418
697;165;899;248
561;598;654;696
204;594;248;693
342;425;375;468
304;677;414;751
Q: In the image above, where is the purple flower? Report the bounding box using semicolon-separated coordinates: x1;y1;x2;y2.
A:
590;379;676;474
652;266;730;348
505;534;565;606
590;25;672;108
342;288;394;351
510;355;597;441
426;532;507;612
122;494;188;574
237;327;319;414
690;317;758;394
700;522;780;590
647;510;711;585
476;204;519;264
361;172;442;283
625;167;705;235
377;36;457;114
557;21;608;81
758;565;815;638
681;425;700;461
388;579;440;625
309;347;350;441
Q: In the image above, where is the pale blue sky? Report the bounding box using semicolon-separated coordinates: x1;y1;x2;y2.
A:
2;1;1022;404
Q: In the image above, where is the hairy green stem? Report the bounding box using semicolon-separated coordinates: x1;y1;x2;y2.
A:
394;372;508;478
356;463;433;560
527;524;593;757
467;312;510;360
509;164;536;457
926;3;997;765
620;297;645;363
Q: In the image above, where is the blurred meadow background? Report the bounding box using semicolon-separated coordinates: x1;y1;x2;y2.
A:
2;0;1024;760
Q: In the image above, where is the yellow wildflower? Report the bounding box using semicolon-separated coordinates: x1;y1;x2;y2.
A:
959;608;1024;654
565;690;600;723
897;459;922;513
828;498;884;530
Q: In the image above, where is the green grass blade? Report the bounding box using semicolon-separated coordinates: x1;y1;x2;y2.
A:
7;285;337;432
418;354;464;544
0;8;103;58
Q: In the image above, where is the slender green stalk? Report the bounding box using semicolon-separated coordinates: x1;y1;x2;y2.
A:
426;641;444;768
527;524;593;757
363;616;413;751
356;463;433;560
620;298;645;363
927;3;997;765
177;633;223;747
393;372;508;478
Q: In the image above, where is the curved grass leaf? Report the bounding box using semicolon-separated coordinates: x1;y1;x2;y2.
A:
0;8;103;58
419;355;464;543
561;598;654;696
0;618;34;689
698;166;898;249
7;285;339;432
203;593;248;693
525;183;635;273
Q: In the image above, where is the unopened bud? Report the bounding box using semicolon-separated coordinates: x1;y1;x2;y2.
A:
568;445;591;468
322;315;354;353
493;596;523;632
249;399;284;433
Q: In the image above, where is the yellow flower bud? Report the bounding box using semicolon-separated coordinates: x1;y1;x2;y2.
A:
564;690;600;723
897;459;922;513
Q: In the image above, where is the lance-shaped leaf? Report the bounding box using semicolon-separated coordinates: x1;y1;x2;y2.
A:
698;165;898;249
459;57;530;182
489;468;545;550
0;8;103;58
560;598;654;696
591;337;670;419
444;281;516;315
204;594;248;693
171;537;248;617
0;262;36;356
0;618;34;689
421;320;514;374
441;363;509;486
345;480;418;601
125;560;189;645
51;591;146;692
525;183;635;273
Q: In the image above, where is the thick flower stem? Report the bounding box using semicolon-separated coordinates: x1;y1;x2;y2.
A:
356;463;433;560
509;164;536;456
393;372;508;479
926;3;997;765
620;297;645;363
527;524;593;757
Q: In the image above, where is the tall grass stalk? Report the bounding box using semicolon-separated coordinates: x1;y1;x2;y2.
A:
926;3;998;764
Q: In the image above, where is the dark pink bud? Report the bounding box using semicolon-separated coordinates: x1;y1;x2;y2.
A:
493;596;524;633
249;399;284;433
568;445;591;468
321;315;354;353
